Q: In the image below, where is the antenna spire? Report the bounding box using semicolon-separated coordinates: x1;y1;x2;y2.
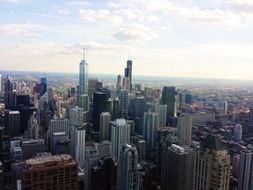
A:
83;48;85;61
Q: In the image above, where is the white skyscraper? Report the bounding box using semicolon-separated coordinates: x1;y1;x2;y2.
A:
118;144;139;190
234;124;242;141
69;106;84;126
110;119;131;160
177;114;192;146
75;128;86;168
100;112;111;141
238;149;253;190
28;112;39;140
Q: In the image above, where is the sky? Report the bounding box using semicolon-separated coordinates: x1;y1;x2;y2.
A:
1;0;253;80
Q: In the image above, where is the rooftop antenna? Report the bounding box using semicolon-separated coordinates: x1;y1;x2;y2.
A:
83;48;86;61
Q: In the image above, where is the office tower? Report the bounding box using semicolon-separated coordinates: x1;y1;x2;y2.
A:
232;154;240;179
94;141;112;156
84;146;102;190
176;114;192;146
100;112;111;141
148;102;167;128
161;144;195;190
162;86;177;119
234;124;243;141
27;112;39;139
0;74;3;93
124;59;133;91
112;98;120;119
131;135;146;160
122;77;130;91
16;95;30;107
238;149;253;190
106;98;113;114
194;135;230;190
129;96;146;119
74;128;86;168
110;119;131;160
118;144;139;190
69;106;84;126
4;110;20;137
10;140;23;163
116;74;122;90
93;92;107;132
77;51;88;108
22;154;78;190
143;112;158;156
40;77;47;96
138;161;158;190
118;89;128;119
48;119;69;135
4;75;14;108
22;139;45;160
88;78;102;100
91;156;117;190
185;93;193;105
50;132;70;155
250;106;253;124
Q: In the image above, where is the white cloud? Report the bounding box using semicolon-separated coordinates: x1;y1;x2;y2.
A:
79;9;122;23
0;22;42;37
226;0;253;13
113;24;156;41
0;0;18;3
56;7;71;16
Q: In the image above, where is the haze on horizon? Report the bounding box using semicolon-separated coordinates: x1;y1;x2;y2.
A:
1;0;253;80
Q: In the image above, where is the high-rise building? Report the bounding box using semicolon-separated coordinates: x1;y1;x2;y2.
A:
40;77;47;97
118;144;139;190
0;74;3;93
143;112;158;156
93;92;107;132
162;86;177;119
100;112;111;141
27;112;39;140
176;114;192;146
124;59;133;91
4;110;20;137
77;51;88;110
74;128;86;168
194;135;230;190
131;135;146;160
122;77;130;91
118;89;128;119
238;149;253;190
161;144;195;190
69;106;84;126
234;124;243;141
50;132;70;155
22;154;78;190
110;119;131;160
4;75;14;108
22;139;45;160
249;106;253;124
116;74;122;90
91;156;117;190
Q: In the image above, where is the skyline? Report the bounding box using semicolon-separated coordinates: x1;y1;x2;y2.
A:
1;0;253;80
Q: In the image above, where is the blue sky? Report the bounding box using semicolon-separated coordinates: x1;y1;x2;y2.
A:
1;0;253;79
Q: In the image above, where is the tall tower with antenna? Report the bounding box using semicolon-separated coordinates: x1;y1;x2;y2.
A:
77;48;89;110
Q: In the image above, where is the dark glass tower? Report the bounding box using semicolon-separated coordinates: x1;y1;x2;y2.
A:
124;59;132;91
4;75;14;108
162;86;176;119
40;77;47;96
93;92;107;132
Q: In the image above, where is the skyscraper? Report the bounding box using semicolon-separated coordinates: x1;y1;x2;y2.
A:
176;114;192;146
75;128;86;168
40;77;47;96
116;74;122;90
162;86;177;119
234;124;243;141
4;75;14;108
110;119;131;160
0;74;3;93
100;112;111;141
77;50;88;108
124;59;132;91
118;144;139;190
238;149;253;190
161;144;195;190
27;112;39;139
143;112;159;156
4;110;20;137
194;135;230;190
93;92;107;132
118;89;128;119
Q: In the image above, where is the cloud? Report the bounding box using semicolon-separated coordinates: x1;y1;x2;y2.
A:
56;7;71;16
76;41;131;51
226;0;253;13
79;9;122;23
0;22;42;37
113;24;156;41
0;0;18;2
